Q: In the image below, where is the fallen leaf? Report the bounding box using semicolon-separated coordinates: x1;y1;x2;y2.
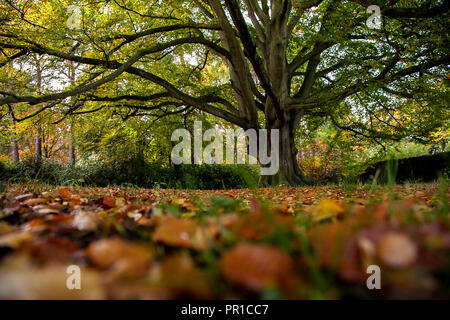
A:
33;205;62;215
153;217;211;250
220;244;293;292
86;237;152;278
59;187;72;200
150;254;212;299
96;196;116;209
15;193;34;202
24;198;48;206
25;236;78;263
311;198;345;222
377;232;418;269
0;231;33;248
0;255;104;299
0;221;16;235
72;210;99;231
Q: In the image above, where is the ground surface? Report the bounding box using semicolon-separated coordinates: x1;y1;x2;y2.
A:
0;183;449;299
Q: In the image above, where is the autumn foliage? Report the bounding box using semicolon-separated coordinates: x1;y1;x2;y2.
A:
297;138;341;183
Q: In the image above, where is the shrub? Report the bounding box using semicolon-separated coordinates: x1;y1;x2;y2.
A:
0;157;259;190
297;138;340;184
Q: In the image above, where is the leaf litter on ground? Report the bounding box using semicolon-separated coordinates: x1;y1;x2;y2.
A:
0;183;449;299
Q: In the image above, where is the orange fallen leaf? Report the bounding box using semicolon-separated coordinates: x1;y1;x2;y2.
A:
86;237;152;278
220;244;293;292
96;196;116;209
153;217;211;250
229;212;293;241
59;187;72;200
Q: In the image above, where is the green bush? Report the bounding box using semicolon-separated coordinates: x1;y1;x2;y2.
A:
0;157;259;189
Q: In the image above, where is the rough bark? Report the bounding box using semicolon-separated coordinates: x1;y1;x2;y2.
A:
259;115;308;186
259;0;307;185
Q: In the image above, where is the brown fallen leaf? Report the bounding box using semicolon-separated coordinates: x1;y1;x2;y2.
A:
96;196;116;209
0;255;105;299
0;231;34;248
377;232;418;269
220;244;293;292
24;235;79;263
149;254;212;299
153;217;211;250
307;221;352;269
0;221;16;235
229;212;293;241
59;187;72;200
22;218;47;232
86;237;152;278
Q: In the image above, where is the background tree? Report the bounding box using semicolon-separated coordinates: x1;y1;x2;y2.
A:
0;0;448;185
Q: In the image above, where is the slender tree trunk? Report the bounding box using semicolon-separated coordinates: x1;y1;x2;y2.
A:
68;122;75;166
68;139;75;166
34;56;43;164
9;109;19;164
35;132;42;162
7;71;19;163
68;61;77;166
11;133;19;164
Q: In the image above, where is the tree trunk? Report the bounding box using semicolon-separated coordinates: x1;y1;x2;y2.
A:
69;139;75;166
256;1;307;186
35;133;42;162
34;56;43;164
69;122;75;166
259;118;308;186
10;113;19;163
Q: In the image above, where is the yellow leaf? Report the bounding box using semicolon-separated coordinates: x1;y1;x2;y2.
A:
311;198;345;222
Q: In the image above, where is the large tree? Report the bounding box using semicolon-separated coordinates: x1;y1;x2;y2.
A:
0;0;449;185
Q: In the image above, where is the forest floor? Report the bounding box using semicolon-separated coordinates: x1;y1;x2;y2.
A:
0;182;449;299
